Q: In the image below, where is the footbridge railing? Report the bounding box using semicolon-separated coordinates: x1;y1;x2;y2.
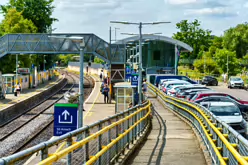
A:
0;101;152;165
148;83;248;165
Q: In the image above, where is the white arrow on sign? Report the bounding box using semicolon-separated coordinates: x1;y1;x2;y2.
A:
62;110;70;120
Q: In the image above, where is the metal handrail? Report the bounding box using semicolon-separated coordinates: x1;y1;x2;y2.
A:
38;102;151;164
0;101;151;165
148;83;248;165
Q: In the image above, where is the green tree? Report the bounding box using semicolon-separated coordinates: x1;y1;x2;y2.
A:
214;49;241;75
173;19;212;60
223;23;248;58
94;57;104;64
0;8;37;73
1;0;57;33
193;53;218;74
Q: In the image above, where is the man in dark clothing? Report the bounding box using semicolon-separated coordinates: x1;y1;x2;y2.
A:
102;84;110;103
134;90;139;105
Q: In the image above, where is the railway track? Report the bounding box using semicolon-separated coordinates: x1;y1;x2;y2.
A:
0;71;93;157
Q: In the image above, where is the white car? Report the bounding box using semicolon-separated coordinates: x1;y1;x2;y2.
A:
200;102;247;135
159;79;178;90
167;84;195;96
162;80;191;93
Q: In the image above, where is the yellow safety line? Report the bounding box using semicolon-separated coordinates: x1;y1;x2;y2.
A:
83;88;101;120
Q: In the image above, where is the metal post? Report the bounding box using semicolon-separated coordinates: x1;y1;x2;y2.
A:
109;27;112;103
78;46;84;140
66;137;72;165
16;54;18;84
98;122;102;165
43;55;45;71
227;54;229;77
138;22;143;104
175;45;177;75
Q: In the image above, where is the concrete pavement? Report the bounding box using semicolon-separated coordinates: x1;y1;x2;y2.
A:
127;98;207;165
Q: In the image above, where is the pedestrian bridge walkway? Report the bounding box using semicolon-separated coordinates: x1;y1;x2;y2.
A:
1;82;248;165
127;97;207;165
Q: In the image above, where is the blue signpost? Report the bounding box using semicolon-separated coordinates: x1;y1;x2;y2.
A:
54;103;78;136
131;74;139;86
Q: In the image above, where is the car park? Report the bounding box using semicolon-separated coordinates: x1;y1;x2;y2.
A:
190;91;248;104
158;79;178;90
162;80;190;93
200;102;247;135
184;89;213;101
155;75;197;87
201;76;218;86
194;96;248;112
167;84;196;97
175;85;209;98
228;76;245;89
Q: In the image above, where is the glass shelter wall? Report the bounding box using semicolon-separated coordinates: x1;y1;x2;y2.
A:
142;41;175;69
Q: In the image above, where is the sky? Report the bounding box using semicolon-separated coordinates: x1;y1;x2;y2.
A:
0;0;248;42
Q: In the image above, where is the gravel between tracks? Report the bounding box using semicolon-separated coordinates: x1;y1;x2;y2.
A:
0;73;93;158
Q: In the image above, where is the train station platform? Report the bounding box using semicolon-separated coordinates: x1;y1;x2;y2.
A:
83;75;115;124
24;75;116;164
0;77;63;111
127;97;208;165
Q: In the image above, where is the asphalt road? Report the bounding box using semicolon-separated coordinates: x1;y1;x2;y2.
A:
210;84;248;101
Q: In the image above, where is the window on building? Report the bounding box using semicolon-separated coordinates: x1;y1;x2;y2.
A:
153;50;160;60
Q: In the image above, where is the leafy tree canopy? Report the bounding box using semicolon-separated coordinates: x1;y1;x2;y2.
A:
223;23;248;58
173;19;212;59
1;0;57;33
0;8;37;73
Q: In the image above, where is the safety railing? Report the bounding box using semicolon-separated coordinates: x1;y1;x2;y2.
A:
0;101;152;165
148;83;248;165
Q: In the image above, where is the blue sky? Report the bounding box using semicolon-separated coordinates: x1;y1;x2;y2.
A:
0;0;248;41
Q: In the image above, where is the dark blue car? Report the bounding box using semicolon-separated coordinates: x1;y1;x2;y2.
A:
155;75;197;87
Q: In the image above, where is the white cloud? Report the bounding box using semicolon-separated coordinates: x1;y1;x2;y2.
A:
166;0;199;5
244;2;248;8
184;7;237;16
0;0;246;41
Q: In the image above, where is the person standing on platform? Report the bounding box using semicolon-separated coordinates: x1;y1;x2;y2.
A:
102;84;110;103
103;76;107;84
142;79;148;101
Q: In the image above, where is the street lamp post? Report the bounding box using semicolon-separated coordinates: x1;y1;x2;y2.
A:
227;54;229;77
115;20;168;104
16;54;18;84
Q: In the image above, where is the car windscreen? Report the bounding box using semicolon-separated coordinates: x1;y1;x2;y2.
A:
209;105;241;116
231;78;242;81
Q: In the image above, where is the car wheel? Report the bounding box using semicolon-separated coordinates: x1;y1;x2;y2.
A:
215;82;218;86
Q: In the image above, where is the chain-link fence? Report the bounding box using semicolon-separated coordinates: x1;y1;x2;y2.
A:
148;83;248;165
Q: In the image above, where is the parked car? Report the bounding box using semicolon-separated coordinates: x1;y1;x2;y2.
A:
167;84;196;97
155;75;197;87
175;85;209;98
162;80;190;93
200;102;247;135
201;76;218;86
190;91;248;104
194;96;248;112
228;77;244;89
158;79;178;90
184;89;213;101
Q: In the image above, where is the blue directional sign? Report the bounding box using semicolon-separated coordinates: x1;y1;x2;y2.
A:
131;74;139;86
126;66;131;74
54;103;78;136
126;74;132;81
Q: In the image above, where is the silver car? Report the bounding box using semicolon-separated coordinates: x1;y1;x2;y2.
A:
228;77;244;89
